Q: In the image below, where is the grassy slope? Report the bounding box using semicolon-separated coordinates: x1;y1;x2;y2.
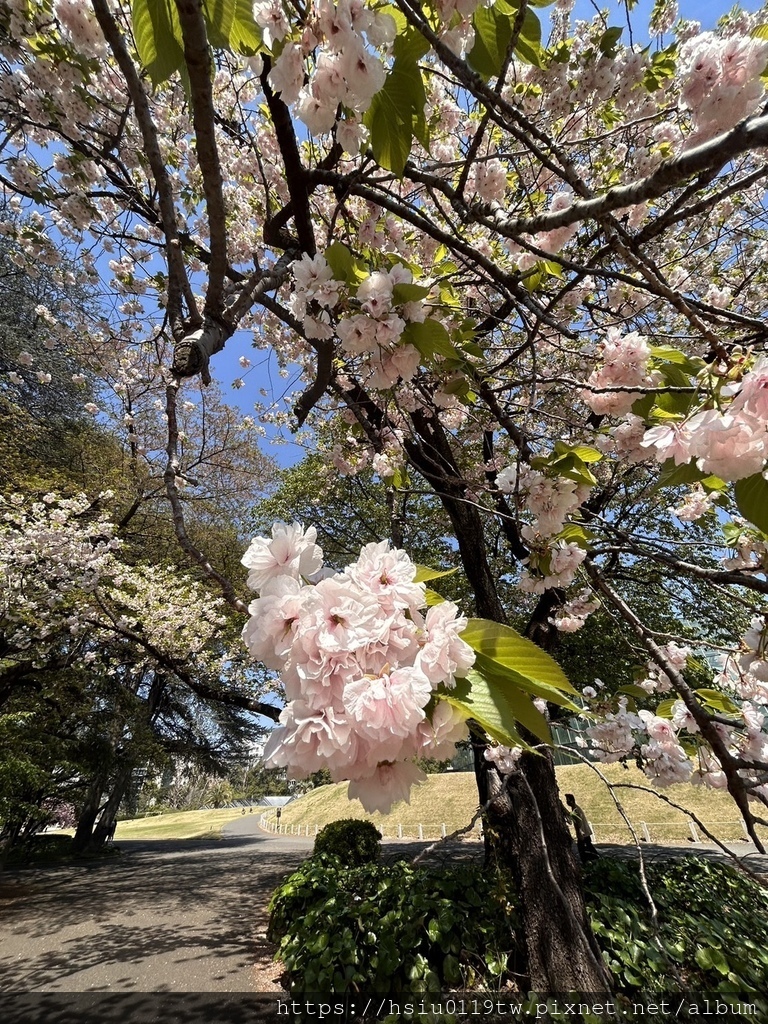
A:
269;764;768;845
81;763;768;844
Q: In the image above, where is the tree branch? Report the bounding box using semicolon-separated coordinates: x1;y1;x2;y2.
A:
174;0;229;315
91;0;197;337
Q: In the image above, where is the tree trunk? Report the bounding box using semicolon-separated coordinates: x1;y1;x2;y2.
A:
90;761;134;850
71;775;104;853
405;412;611;992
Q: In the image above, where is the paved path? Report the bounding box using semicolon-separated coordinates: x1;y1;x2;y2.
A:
0;830;311;1022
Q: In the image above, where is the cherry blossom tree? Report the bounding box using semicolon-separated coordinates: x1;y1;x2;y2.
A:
3;0;768;990
0;490;280;852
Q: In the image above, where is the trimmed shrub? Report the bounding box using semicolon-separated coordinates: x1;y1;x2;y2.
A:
313;817;382;866
585;857;768;999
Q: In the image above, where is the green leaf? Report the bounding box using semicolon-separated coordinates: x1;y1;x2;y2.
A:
443;675;528;748
734;472;768;534
392;282;431;305
656;361;692;389
468;4;513;78
413;565;458;583
631;392;655;420
542;259;564;279
752;24;768;40
695;688;742;715
403;319;456;360
655;699;677;719
598;26;623;57
553;442;603;464
655;459;705;490
202;0;235;48
132;0;185;84
650;345;705;374
424;588;446;607
700;474;727;492
227;0;263;53
364;26;428;175
514;7;542;66
324;242;357;283
618;684;652;700
556;523;594;548
392;20;430;62
462;618;578;694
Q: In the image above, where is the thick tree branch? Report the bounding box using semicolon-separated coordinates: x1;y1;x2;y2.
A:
260;58;316;256
491;116;768;238
174;0;229;315
91;0;197;337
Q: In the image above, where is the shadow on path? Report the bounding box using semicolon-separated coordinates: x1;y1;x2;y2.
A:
0;833;305;1000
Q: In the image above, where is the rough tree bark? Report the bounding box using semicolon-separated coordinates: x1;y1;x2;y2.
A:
407;412;611;993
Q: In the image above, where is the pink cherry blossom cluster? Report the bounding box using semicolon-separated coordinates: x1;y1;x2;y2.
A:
670;484;715;522
549;589;600;633
493;463;591;591
582;327;654;416
518;539;587;596
290;251;439;390
496;464;591;538
494;463;590;592
640;355;768;482
586;699;692;785
241;524;474;812
484;743;523;773
635;641;690;694
588;674;768;796
260;0;396;141
720;522;768;572
678;31;768;142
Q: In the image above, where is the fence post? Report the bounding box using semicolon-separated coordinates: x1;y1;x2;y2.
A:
398;824;403;839
441;823;447;839
418;824;424;841
315;824;319;836
640;822;651;843
688;821;700;843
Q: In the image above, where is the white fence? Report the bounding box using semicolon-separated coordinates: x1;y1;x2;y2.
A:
259;813;759;845
259;814;459;841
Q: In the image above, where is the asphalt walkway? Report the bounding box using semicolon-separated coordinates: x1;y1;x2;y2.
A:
0;830;309;1022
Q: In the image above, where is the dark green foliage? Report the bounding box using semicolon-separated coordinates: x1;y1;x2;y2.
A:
269;856;768;1010
313;818;382;866
268;857;518;996
585;858;768;1005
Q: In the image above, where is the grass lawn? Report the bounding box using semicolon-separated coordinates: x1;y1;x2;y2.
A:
266;764;768;845
111;807;250;841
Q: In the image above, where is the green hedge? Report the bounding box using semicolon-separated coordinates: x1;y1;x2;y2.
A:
269;855;768;1011
585;857;768;996
268;856;519;995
